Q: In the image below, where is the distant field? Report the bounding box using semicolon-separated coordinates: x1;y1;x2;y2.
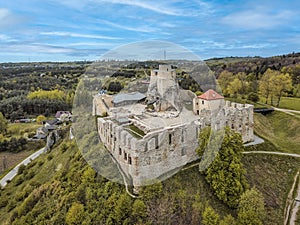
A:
253;111;300;154
7;122;41;139
259;96;300;111
0;123;44;179
0;150;35;178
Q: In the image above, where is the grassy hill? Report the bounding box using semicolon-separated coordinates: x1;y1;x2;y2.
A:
0;126;299;224
253;111;300;154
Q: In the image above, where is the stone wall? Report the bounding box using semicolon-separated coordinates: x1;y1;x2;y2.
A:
97;117;200;187
193;98;225;115
198;100;254;143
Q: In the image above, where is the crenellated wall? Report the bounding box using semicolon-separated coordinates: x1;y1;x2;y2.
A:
199;100;254;143
97;117;200;188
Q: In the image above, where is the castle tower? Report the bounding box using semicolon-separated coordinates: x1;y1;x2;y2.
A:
147;65;181;112
193;89;225;115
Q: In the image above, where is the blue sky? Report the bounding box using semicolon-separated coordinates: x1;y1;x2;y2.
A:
0;0;300;62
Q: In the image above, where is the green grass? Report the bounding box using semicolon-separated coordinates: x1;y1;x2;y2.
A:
259;96;300;111
0;109;299;224
0;133;299;224
0;139;77;223
242;154;300;225
278;97;300;111
253;111;300;154
6;123;41;139
125;124;146;138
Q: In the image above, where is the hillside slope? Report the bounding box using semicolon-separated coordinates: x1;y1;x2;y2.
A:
0;134;299;224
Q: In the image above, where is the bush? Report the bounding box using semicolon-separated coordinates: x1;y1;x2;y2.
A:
0;198;8;208
47;154;53;161
14;176;24;186
247;92;259;102
60;142;68;153
18;164;26;175
0;137;28;153
36;115;47;124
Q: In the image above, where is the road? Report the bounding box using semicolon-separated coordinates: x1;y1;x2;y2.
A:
0;147;47;187
273;107;300;116
290;176;300;225
243;151;300;158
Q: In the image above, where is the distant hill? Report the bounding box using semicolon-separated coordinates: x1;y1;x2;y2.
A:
205;52;300;80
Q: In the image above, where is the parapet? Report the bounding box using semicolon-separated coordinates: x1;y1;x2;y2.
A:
225;100;254;110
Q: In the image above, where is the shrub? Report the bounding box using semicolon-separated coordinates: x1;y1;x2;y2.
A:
0;198;8;208
247;92;259;102
14;176;24;186
18;164;26;175
47;154;53;161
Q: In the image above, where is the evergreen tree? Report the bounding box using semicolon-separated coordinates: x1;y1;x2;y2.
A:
237;188;266;225
220;214;236;225
202;206;220;225
197;127;249;208
0;112;8;134
65;202;85;225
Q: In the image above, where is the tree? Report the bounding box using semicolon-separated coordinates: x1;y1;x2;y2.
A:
0;112;8;134
220;214;236;225
259;69;292;106
107;81;122;93
197;127;249;208
247;92;259;102
259;69;277;104
65;202;85;225
272;73;292;107
202;206;220;225
237;188;266;225
237;72;248;95
218;71;234;96
228;78;243;97
132;199;147;223
113;193;132;224
36;115;46;124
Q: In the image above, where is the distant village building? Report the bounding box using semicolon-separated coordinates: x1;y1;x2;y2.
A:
55;111;71;119
93;65;254;191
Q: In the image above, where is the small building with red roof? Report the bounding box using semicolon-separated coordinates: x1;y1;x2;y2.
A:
193;89;225;115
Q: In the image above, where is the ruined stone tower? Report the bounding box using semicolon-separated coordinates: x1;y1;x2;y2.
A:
147;65;182;112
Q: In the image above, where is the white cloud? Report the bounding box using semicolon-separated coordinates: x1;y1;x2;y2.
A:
101;0;179;16
0;8;10;20
40;31;121;40
67;42;117;48
99;20;157;33
0;34;14;41
3;43;75;54
222;10;294;29
0;8;25;28
57;0;212;16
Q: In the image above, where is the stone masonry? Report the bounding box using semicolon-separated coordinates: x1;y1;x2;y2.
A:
94;65;254;190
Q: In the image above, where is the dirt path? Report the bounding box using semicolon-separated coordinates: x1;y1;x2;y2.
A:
273;107;300;117
284;171;299;225
289;173;300;225
243;151;300;158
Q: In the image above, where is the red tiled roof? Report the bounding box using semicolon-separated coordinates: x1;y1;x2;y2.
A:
198;89;224;100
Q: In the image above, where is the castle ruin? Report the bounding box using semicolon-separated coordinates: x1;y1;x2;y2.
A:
93;65;254;190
